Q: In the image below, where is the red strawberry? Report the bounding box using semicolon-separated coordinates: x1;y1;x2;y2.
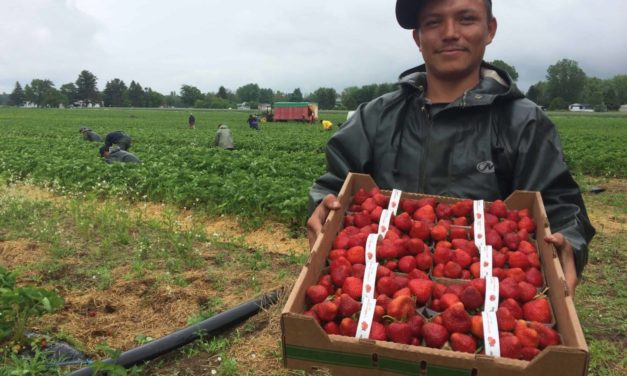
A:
386;322;413;344
401;199;420;215
507;267;527;283
485;229;503;249
413;205;436;223
407;268;429;280
433;247;453;265
330;264;351;287
406;238;425;255
484;212;499;228
313;300;338;322
436;203;453;219
337;293;361;317
422;322;450;348
506;209;521;222
393;287;412;298
441;302;471;333
318;274;335;295
459;285;483;311
306;284;329;305
470;315;483;339
347;232;369;248
339;317;357;337
369;321;387;341
496;307;517;332
499;277;520;301
518;240;537;255
344;215;355;227
369;205;383;223
409;221;430;240
445;284;464;297
452;249;472;268
323;321;340;335
508;251;530;270
499;298;523;320
373;193;389;207
431;263;444;277
332;233;350;249
430;224;448;241
522;298;552;323
527;253;541;269
450;226;468;240
398;255;417;273
351;263;366;280
492;251;507;268
525;267;544;287
386;295;416;321
530;322;561;349
393;212;413;233
453;216;469;226
342;276;363;300
407;315;425;339
450;332;477;353
346;246;366;265
415;252;433;271
469;278;486;295
361;198;377;212
377;276;398;297
520;347;541;361
439;292;461;311
504;232;521;251
407;278;434;306
515;320;540;348
517;281;537;303
416;197;437;209
500;334;522;359
451;199;473;218
353;211;372;228
488;199;508;219
303;309;319;323
376;265;392;278
443;261;463;279
518;216;536;233
373;305;385;322
352;188;369;205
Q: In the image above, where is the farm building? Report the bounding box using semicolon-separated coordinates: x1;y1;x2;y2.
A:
272;102;318;121
568;103;594;112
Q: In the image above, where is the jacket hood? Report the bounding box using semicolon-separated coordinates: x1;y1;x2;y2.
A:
218;124;229;130
397;61;525;103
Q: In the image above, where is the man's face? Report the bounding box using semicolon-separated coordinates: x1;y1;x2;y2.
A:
412;0;496;82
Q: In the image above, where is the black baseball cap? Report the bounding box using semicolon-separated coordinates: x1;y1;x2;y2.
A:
396;0;493;29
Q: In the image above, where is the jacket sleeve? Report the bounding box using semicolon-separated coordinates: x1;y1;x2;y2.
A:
511;108;595;277
308;104;374;214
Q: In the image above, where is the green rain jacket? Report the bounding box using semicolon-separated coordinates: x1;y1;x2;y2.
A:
309;62;595;276
214;124;235;150
105;146;141;164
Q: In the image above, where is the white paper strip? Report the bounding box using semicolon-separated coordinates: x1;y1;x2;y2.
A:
479;245;493;278
355;297;377;339
362;262;379;301
473;200;486;248
482;311;501;357
484;276;500;313
388;189;402;215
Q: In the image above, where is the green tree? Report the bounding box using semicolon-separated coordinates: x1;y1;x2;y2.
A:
210;97;231;109
548;97;568;110
604;88;619;111
609;75;627;105
311;87;337;110
60;83;78;106
288;88;303;102
217;86;229;99
180;84;203;107
25;79;55;107
546;59;586;104
8;82;25;106
0;92;8;106
341;86;359;110
259;88;274;104
236;83;260;103
164;91;182;107
489;59;519;81
102;79;128;107
273;91;289;102
75;70;100;106
582;77;605;109
128;81;145;107
144;87;164;108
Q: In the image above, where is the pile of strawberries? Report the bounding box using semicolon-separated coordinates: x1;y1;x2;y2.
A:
304;187;561;360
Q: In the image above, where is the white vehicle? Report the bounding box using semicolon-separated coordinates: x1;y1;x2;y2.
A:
568;103;594;112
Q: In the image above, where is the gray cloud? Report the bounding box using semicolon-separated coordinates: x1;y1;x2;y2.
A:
1;0;626;95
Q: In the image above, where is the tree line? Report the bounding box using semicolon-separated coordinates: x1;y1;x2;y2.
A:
1;59;625;111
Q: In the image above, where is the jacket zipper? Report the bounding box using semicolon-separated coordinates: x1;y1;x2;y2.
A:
419;104;432;192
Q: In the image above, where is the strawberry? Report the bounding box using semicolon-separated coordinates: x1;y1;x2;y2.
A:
499;298;523;320
459;285;483;311
450;332;477;353
508;251;530;270
525;267;544;287
436;203;453;219
332;233;350;249
445;284;465;297
306;284;329;305
342;276;363;300
409;221;430;240
337;293;361;317
415;252;433;271
387;322;413;344
393;212;413;233
453;216;469;226
439;293;461;311
347;232;369;248
523;298;552;323
488;200;508;219
352;188;369;205
373;193;389;207
400;199;420;215
330;263;351;287
469;262;481;278
527;252;541;269
416;197;436;209
328;249;347;261
496;307;517;332
393;287;412;298
398;255;417;273
500;334;522;359
520;347;541;361
386;295;416;321
351;264;366;280
376;265;392;278
377;241;398;260
484;212;499;228
470;315;483;339
518;216;536;234
377;276;398;297
492;251;507;268
507;209;521;222
384;260;398;271
443;261;463;279
353;211;372;228
517;281;537;303
452;249;472;268
303;309;319;323
407;315;425;339
339;317;357;337
345;246;366;265
442;302;471;334
407;268;429;280
369;321;387;341
469;278;486;295
485;229;503;249
422;322;450;348
530;322;561;349
432;283;447;299
431;263;445;277
376;294;391;309
451;199;473;218
433;247;453;265
323;321;340;335
515;320;540;348
361;198;377;213
313;300;338;322
344;215;355;227
318;274;335;295
506;267;527;283
430;224;448;241
499;277;520;301
406;238;425;255
450;226;468;240
461;270;471;279
373;305;385;322
503;232;521;251
518;240;537;255
369;205;383;223
408;278;434;306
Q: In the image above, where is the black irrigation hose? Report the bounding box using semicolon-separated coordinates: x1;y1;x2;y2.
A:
68;289;282;376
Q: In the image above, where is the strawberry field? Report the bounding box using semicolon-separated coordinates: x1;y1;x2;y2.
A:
0;108;625;375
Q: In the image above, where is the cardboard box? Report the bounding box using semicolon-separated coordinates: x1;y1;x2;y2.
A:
282;173;588;376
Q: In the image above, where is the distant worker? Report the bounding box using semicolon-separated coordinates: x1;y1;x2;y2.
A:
102;131;132;151
321;120;333;131
188;113;196;129
247;114;259;130
99;145;141;164
79;126;102;142
214;124;235;150
308;105;315;124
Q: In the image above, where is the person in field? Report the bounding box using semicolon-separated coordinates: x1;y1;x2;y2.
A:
213;124;235;150
79;126;102;142
188;113;196;129
306;0;595;295
320;120;333;131
101;131;132;151
99;145;141;164
247;114;259;130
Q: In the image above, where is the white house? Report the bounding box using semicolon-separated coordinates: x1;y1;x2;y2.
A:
568;103;594;112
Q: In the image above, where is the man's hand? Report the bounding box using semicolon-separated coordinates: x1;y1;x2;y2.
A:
307;194;341;249
544;232;578;297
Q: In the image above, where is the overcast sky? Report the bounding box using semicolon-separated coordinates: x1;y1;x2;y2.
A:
1;0;626;96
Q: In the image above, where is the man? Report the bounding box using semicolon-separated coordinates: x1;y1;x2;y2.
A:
99;145;140;164
321;120;333;131
188;113;196;129
79;126;102;142
213;123;235;150
307;0;594;295
102;131;132;151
